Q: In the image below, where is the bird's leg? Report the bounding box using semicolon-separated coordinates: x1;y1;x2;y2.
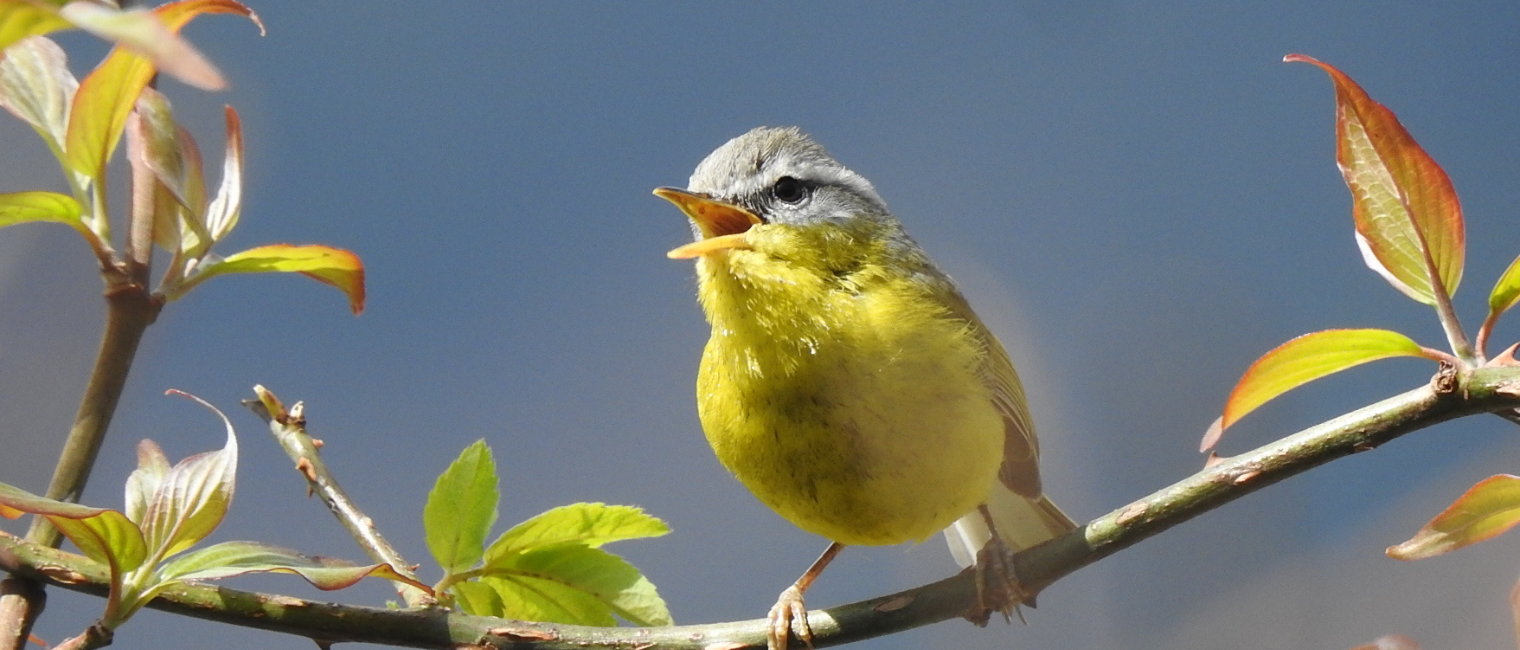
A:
968;504;1032;626
768;542;844;650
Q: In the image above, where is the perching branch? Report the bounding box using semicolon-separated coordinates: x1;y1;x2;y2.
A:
2;365;1518;649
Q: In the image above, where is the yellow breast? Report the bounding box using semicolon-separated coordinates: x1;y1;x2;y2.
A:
692;222;1004;546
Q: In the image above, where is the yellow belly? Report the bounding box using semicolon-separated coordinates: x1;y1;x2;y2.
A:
694;250;1004;546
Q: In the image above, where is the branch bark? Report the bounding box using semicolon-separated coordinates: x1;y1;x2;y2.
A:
3;365;1518;650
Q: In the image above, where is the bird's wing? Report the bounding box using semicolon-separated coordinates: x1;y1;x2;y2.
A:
939;288;1043;498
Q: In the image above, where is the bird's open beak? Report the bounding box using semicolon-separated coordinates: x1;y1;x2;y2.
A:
654;187;763;259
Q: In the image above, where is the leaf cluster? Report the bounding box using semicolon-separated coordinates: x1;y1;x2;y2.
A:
1205;55;1520;567
0;1;363;313
426;441;673;627
0;393;422;641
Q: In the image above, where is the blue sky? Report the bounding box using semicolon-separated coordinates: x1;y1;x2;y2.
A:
4;3;1520;649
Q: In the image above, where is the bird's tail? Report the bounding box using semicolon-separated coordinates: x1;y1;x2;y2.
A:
944;484;1077;567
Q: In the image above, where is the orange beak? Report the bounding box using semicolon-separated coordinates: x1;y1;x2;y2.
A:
653;187;763;259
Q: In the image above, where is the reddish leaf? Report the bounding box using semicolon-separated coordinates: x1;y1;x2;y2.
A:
204;106;242;241
181;244;367;314
128;86;212;255
58;2;223;91
1199;418;1225;453
131;87;199;215
1213;329;1428;443
154;541;430;592
1387;474;1520;560
65;0;259;182
1288;54;1464;306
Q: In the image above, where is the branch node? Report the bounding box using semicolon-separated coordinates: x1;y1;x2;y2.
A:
1432;360;1461;395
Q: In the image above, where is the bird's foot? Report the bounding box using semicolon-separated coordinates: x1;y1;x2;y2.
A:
964;536;1033;627
767;584;812;650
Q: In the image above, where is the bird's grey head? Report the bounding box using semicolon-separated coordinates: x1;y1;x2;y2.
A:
685;127;891;229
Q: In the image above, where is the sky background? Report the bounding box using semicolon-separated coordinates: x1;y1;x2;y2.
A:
5;3;1520;649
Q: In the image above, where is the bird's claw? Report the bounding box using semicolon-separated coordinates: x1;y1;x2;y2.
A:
965;536;1032;626
767;584;812;650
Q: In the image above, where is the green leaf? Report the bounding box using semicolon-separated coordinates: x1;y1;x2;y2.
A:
1485;253;1520;329
0;1;72;53
451;579;506;616
1387;475;1520;560
1216;329;1428;434
425;440;499;574
175;244;367;314
137;395;237;561
0;190;84;230
50;510;147;576
64;0;259;182
154;541;430;592
480;574;615;627
1289;54;1464;305
0;35;76;164
0;482;146;575
485;503;669;564
482;545;672;627
124;440;171;525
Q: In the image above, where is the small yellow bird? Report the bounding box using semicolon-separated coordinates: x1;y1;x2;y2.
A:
656;127;1075;650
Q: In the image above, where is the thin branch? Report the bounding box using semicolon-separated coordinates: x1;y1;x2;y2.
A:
243;386;434;608
3;366;1519;649
0;278;161;650
25;281;160;545
0;578;44;650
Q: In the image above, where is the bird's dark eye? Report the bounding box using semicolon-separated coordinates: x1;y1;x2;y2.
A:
772;176;807;204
